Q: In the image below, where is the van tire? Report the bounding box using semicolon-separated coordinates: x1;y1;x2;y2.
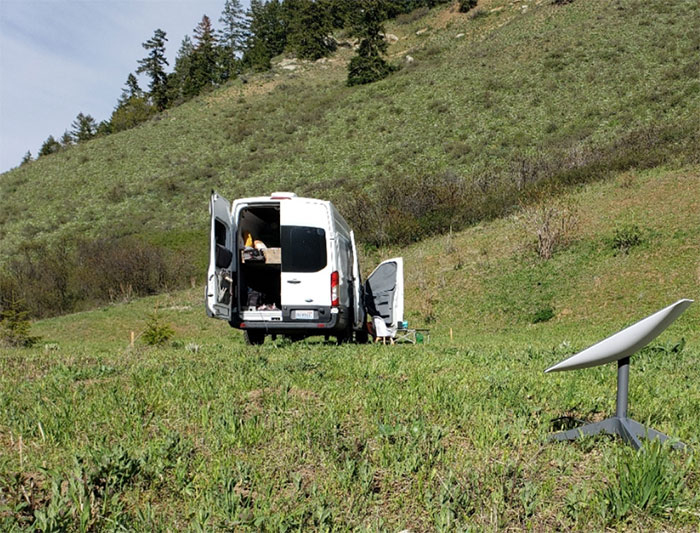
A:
244;330;265;345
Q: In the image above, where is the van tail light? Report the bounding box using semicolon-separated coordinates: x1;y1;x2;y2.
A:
331;271;339;307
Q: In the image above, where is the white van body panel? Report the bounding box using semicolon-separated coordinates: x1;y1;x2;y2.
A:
280;199;332;309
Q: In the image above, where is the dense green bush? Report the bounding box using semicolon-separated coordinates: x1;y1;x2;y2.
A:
347;54;394;86
459;0;477;13
141;310;175;346
0;296;38;347
609;224;643;254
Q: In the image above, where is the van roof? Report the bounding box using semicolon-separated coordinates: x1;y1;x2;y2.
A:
233;194;332;205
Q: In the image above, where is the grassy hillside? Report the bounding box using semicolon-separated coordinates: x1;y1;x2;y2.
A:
1;0;698;259
1;2;699;527
2;166;699;530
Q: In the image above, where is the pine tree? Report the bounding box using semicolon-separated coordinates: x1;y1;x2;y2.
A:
38;135;61;157
170;35;197;100
125;73;143;99
111;75;155;133
0;295;38;347
20;151;32;166
191;15;219;93
322;0;355;29
285;0;336;60
71;112;97;142
60;130;74;147
243;0;287;71
96;120;112;137
219;0;248;80
137;28;170;111
347;0;393;86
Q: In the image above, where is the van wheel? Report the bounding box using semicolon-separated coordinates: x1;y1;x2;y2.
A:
244;330;265;345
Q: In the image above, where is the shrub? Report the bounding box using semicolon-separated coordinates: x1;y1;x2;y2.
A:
0;296;39;347
531;306;555;324
459;0;477;13
348;55;394;86
609;224;643;254
142;310;174;346
520;197;579;260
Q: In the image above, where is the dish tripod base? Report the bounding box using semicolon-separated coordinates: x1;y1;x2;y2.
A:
550;357;685;450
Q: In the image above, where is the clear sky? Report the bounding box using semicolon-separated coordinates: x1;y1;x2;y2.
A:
0;0;248;173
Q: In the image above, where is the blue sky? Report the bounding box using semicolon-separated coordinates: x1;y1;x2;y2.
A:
0;0;248;173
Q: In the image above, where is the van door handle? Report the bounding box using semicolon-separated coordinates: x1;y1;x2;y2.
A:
287;279;301;284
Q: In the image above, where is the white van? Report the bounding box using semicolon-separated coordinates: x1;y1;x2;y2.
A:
205;191;403;345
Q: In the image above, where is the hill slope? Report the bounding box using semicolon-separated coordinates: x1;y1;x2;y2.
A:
1;0;698;261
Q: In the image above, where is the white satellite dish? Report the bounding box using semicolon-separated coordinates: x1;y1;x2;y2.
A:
546;299;693;449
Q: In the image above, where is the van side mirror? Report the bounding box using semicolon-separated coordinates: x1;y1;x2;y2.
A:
215;244;233;268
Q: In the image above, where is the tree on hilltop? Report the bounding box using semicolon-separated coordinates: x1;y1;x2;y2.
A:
191;15;220;92
111;73;155;132
137;28;170;110
347;0;393;86
285;0;336;60
219;0;249;80
71;112;97;142
60;130;74;147
20;151;32;166
169;35;196;100
243;0;287;71
38;135;61;157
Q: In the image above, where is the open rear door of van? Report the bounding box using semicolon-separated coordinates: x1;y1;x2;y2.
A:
206;192;236;320
364;257;404;331
280;200;332;310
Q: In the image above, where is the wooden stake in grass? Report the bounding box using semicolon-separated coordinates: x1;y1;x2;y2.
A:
130;331;135;348
450;328;453;341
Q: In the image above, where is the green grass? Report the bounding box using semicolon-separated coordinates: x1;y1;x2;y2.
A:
2;322;698;530
2;165;699;530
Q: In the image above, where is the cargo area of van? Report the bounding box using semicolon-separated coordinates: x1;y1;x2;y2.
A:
237;204;283;322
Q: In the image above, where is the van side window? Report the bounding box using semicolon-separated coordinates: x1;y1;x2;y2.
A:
215;219;227;247
281;226;327;273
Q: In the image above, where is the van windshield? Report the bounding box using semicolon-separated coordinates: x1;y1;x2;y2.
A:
281;226;327;272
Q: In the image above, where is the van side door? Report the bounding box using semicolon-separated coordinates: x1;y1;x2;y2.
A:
206;192;236;320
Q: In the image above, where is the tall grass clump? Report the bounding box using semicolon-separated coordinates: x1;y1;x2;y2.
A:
600;441;691;523
608;224;643;254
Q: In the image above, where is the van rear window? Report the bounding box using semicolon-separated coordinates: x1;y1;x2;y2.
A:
281;226;327;272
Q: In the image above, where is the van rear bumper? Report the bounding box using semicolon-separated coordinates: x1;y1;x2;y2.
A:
231;306;350;334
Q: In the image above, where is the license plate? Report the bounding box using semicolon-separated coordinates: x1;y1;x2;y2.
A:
293;310;314;320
